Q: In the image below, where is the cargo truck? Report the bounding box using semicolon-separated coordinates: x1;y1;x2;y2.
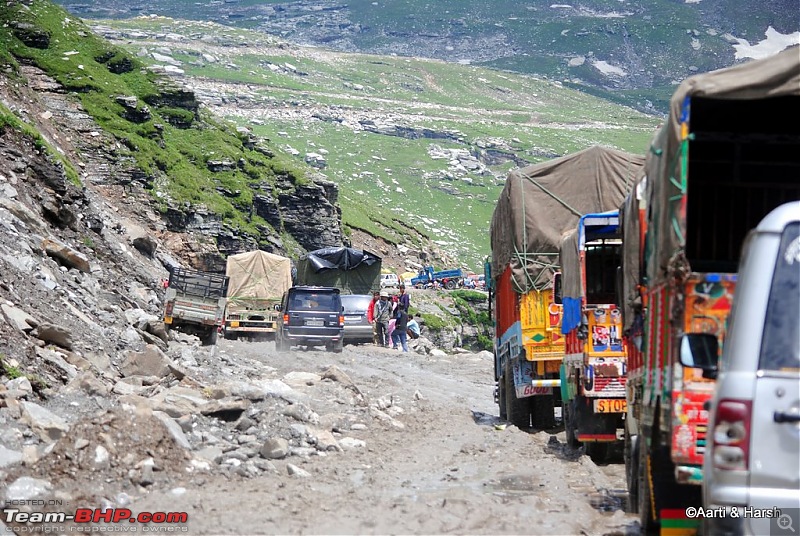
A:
559;210;627;464
162;267;229;346
619;48;800;534
223;250;293;341
489;146;643;430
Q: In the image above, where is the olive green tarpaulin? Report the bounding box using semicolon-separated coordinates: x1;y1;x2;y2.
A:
490;145;644;294
296;247;382;295
644;47;800;287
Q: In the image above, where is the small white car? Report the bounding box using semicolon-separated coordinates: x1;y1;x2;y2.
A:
688;201;800;536
380;273;399;288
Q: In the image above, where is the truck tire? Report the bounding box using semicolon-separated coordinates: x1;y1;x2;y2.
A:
223;331;238;341
498;377;508;421
530;394;556;430
445;279;456;290
504;371;531;429
624;430;639;514
564;399;580;448
586;442;611;465
201;329;218;346
638;445;658;534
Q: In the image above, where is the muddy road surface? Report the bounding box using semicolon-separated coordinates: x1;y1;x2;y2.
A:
132;339;639;535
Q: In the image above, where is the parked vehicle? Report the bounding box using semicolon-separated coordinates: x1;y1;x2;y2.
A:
618;48;800;534
340;294;374;344
296;246;382;295
223;250;292;341
489;146;643;431
275;286;344;353
410;267;463;289
162;267;229;346
686;202;800;536
380;273;400;289
559;210;627;463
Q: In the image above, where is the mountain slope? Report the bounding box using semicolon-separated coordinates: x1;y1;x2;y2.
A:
55;0;800;113
92;15;660;270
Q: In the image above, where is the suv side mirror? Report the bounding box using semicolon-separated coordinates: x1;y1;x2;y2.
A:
679;333;719;380
274;303;282;311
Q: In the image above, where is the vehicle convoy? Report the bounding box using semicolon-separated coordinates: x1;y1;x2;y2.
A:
223;250;292;341
162;267;229;346
296;246;382;295
489;146;644;431
559;210;628;463
410;266;463;289
617;48;800;534
678;202;800;536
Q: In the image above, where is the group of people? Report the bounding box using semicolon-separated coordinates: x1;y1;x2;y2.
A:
366;285;420;352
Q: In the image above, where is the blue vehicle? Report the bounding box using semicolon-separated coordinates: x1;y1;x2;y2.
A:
410;267;463;289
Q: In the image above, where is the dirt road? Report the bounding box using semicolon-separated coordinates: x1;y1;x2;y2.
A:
133;340;639;535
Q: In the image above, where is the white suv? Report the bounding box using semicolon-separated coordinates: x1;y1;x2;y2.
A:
688;202;800;535
380;273;399;288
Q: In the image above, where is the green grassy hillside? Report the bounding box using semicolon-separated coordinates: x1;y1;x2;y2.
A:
96;16;660;270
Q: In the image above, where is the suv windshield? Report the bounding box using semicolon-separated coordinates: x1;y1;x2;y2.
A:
759;221;800;372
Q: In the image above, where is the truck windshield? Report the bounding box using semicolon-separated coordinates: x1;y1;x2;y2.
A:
759;222;800;372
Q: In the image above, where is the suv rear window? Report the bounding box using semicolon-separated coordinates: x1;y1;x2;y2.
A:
288;290;339;311
341;295;372;313
759;221;800;372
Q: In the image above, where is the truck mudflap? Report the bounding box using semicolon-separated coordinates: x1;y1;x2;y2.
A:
513;359;560;398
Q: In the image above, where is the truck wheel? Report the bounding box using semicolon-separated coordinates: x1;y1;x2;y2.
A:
445;280;456;290
586;442;611;465
201;329;218;346
638;446;658;534
504;371;531;429
624;431;639;514
530;394;556;430
498;377;508;421
223;331;237;341
564;399;580;448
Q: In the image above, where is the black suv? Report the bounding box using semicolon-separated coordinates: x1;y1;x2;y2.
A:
275;286;344;352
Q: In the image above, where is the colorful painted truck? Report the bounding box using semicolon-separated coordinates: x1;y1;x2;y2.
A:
618;48;800;534
489;146;643;430
559;210;628;464
223;250;293;341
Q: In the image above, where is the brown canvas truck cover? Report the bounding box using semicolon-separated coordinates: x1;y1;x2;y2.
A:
490;145;644;294
644;46;800;287
226;250;293;303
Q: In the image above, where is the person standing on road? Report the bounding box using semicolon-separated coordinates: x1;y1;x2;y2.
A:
373;290;393;347
392;306;409;352
397;284;410;312
367;290;380;345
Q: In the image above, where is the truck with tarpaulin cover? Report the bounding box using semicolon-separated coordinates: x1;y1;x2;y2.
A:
618;48;800;534
295;246;382;295
223;250;293;341
559;210;628;464
489;145;643;431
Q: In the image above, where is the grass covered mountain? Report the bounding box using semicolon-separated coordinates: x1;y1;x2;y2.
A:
56;0;799;113
1;0;660;273
92;15;659;270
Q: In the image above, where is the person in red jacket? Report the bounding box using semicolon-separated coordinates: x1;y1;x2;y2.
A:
367;290;380;345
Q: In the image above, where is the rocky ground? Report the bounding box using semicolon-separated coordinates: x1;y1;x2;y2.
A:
2;331;641;535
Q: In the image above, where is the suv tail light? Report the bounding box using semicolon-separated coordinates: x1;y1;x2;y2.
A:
283;314;289;323
338;315;344;327
711;399;752;471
